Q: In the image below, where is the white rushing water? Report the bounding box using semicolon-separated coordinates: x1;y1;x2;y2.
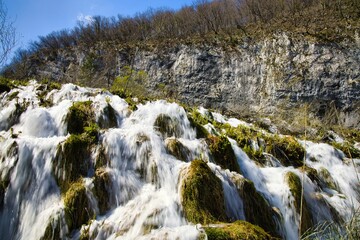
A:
0;81;359;240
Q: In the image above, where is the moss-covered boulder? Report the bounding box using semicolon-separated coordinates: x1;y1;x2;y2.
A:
236;179;279;237
0;181;8;210
98;103;118;129
181;159;227;224
298;166;319;183
93;168;111;214
266;136;305;167
187;110;209;139
154;114;182;138
206;135;240;173
332;142;360;158
204;221;273;240
284;172;313;234
165;138;191;162
66;101;95;134
318;167;339;191
64;181;94;232
54;133;93;192
40;216;62;240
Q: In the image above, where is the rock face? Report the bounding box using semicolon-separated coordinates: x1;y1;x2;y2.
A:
24;33;360;128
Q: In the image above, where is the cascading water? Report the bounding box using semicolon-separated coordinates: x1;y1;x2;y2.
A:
0;81;359;239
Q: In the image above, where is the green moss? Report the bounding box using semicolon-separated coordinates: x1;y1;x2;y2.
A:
66;101;95;134
7;91;19;101
298;166;319;183
165;138;190;162
204;221;273;240
36;82;61;107
284;172;313;234
64;180;94;232
98;103;118;129
93;168;111;214
154;114;181;138
236;179;278;237
187;115;209;139
332;142;360;158
215;123;266;165
0;77;22;93
206;135;240;173
40;217;62;240
265;136;305;167
181;159;227;224
0;180;8;210
318;167;338;191
6;100;29;131
54;133;93;193
95;146;109;169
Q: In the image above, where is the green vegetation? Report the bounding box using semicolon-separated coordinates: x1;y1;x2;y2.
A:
6;99;29;131
40;217;62;240
206;135;240;173
54;132;95;192
318;168;339;191
110;66;147;98
265;135;305;167
204;221;273;240
301;209;360;240
187;109;209;139
154;114;181;138
236;178;278;237
36;81;61;107
64;180;94;232
181;159;227;224
332;142;360;159
93;168;111;214
98;103;118;129
285;172;313;234
165;138;190;162
66;101;95;135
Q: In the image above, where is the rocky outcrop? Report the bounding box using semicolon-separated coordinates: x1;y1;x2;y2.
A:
23;32;360;128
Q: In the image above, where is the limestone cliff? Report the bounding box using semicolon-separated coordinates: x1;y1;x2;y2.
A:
16;32;360;128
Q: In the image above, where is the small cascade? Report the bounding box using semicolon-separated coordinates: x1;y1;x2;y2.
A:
0;81;359;239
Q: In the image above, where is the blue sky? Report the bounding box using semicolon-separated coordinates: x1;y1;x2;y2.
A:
4;0;194;48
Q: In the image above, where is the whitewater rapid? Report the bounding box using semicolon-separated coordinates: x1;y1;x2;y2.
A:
0;81;359;239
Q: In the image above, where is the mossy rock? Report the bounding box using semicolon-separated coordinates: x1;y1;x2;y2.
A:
206;135;240;173
54;134;93;193
165;138;191;162
332;142;360;158
66;101;95;134
188;115;209;138
6;100;29;131
204;221;273;240
93;168;111;214
98;103;118;129
284;172;313;234
36;82;61;107
181;159;227;224
64;181;94;232
236;179;279;237
298;166;319;183
0;180;8;210
0;77;14;93
154;114;182;138
265;136;305;167
40;216;62;240
95;146;109;169
318;167;339;191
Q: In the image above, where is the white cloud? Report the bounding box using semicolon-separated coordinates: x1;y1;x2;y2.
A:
77;13;94;25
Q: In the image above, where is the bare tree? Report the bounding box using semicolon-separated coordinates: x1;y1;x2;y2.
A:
0;0;16;67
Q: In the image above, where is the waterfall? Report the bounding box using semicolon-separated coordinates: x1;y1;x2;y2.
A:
0;81;359;239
